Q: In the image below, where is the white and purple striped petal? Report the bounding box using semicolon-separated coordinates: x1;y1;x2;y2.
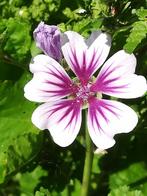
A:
91;50;147;98
32;99;82;147
85;31;111;76
87;97;138;149
24;55;74;102
62;31;111;84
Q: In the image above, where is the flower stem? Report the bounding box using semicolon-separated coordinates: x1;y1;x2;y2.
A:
81;110;94;196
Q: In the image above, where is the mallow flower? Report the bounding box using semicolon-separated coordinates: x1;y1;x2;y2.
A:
33;21;62;61
24;30;147;149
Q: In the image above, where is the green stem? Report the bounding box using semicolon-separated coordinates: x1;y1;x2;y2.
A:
81;110;94;196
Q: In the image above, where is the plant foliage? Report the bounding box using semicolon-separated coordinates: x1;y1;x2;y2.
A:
0;0;146;195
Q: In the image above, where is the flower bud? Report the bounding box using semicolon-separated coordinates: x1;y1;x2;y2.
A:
33;21;62;61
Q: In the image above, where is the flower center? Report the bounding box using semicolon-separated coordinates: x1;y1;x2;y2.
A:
76;85;91;101
70;78;102;106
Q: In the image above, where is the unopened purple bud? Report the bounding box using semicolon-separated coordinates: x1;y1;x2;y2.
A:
33;21;62;61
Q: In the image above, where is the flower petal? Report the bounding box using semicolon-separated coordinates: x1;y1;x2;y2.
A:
24;55;73;102
85;31;111;74
87;98;138;149
62;31;111;84
32;99;82;147
91;50;147;98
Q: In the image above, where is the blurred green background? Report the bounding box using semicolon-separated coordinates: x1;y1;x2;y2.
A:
0;0;147;195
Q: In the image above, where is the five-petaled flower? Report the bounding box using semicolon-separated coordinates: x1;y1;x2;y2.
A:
24;29;147;149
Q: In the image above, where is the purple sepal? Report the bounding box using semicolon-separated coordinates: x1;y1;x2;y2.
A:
33;21;62;61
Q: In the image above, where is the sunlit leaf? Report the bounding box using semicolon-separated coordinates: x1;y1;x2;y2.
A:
0;73;43;183
15;166;47;195
124;21;147;53
2;18;31;63
108;185;143;196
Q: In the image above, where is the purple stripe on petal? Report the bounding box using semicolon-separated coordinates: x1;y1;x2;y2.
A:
88;49;101;71
90;61;132;95
96;63;119;82
61;103;80;132
88;97;122;136
24;54;74;103
87;50;96;70
48;99;82;134
90;108;101;133
90;50;147;99
65;44;103;84
31;99;82;147
87;98;138;149
45;100;82;129
71;48;81;70
98;99;122;119
62;31;111;85
88;98;108;135
70;48;102;84
102;84;129;94
44;64;71;84
82;51;86;70
40;64;75;97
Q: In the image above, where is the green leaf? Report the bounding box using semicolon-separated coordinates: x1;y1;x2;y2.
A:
35;187;50;196
123;21;147;53
0;19;7;33
49;179;81;196
15;166;48;195
109;162;147;190
73;18;103;36
0;73;43;183
136;8;147;20
0;61;23;81
90;0;109;18
2;18;31;63
30;41;42;57
108;185;143;196
29;0;60;22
